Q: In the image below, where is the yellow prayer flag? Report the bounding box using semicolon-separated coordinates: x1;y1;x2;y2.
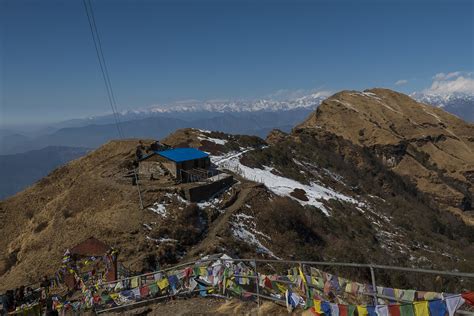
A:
157;278;169;290
313;300;322;314
345;283;352;293
200;266;207;276
299;267;307;285
276;283;287;293
414;301;429;316
130;277;139;288
357;305;368;316
394;289;401;300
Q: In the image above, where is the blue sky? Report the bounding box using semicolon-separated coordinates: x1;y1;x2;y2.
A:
1;0;473;125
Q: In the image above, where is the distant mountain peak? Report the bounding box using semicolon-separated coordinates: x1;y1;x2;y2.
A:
411;91;474;121
411;91;474;106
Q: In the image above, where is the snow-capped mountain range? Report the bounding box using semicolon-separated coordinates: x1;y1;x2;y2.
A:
411;92;473;121
118;90;472;119
49;90;472;131
124;91;329;115
411;91;473;107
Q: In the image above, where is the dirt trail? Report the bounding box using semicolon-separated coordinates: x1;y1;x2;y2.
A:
186;177;259;259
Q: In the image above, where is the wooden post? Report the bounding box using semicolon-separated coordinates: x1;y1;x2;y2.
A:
254;259;260;311
133;169;144;209
369;265;378;305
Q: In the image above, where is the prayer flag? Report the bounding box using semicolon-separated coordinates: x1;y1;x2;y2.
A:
383;288;396;303
401;290;416;302
367;306;377;316
339;304;348;316
445;295;465;316
157;278;169;290
149;283;159;295
461;292;474;306
428;300;446;316
321;301;332;316
400;304;414;316
313;300;323;314
388;304;401;316
348;305;356;316
375;305;389;316
413;301;429;316
139;285;150;298
286;290;299;313
130;277;139;288
131;287;140;299
330;303;340;316
357;305;368;316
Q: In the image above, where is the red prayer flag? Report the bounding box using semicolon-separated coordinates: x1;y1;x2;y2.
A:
264;277;273;289
462;292;474;306
339;304;348;316
389;304;401;316
140;285;150;298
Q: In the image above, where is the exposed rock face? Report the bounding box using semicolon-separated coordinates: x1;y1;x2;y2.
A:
296;88;474;222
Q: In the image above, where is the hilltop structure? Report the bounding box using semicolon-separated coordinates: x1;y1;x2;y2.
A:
137;143;233;202
138;147;211;181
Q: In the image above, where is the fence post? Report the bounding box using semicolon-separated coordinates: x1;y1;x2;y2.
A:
133;169;144;209
369;265;378;305
254;259;260;311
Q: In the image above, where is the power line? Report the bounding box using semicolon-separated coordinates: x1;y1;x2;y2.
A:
85;0;124;137
82;0;124;139
82;0;144;209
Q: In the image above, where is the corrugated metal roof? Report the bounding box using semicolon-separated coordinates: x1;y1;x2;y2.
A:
156;148;209;163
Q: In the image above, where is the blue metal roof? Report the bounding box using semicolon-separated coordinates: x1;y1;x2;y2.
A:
156;148;209;163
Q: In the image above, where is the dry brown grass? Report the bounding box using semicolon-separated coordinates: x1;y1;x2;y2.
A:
297;88;474;222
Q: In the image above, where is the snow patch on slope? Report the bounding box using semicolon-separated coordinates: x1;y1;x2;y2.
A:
231;213;280;259
149;203;167;217
198;135;228;145
213;151;365;216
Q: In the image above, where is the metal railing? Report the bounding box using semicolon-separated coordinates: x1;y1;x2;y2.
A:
95;257;474;315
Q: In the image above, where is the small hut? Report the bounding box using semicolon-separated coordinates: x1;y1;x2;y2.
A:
63;237;117;288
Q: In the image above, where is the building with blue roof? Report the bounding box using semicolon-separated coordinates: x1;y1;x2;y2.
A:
136;144;233;201
139;147;211;180
156;148;209;163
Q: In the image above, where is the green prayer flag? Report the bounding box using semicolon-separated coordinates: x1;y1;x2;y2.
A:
305;288;314;309
348;305;356;316
149;283;159;295
231;284;243;296
400;304;415;316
